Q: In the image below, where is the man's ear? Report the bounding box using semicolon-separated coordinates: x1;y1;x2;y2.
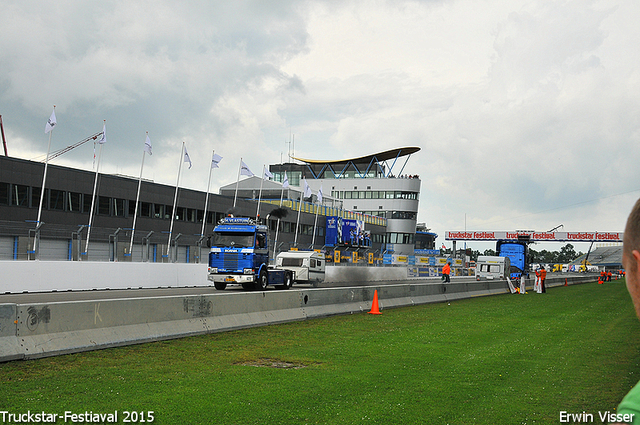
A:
632;250;640;272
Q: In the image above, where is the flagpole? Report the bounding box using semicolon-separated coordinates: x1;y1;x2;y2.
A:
128;132;148;257
84;120;105;258
233;157;242;208
201;150;215;238
167;142;185;261
294;190;303;247
274;179;285;255
37;107;55;229
312;200;320;248
256;164;266;221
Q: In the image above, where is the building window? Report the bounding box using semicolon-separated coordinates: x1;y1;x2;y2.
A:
0;182;9;205
98;196;110;215
186;208;197;222
49;189;65;211
140;202;151;218
67;192;82;213
83;194;93;213
31;187;42;209
112;198;126;217
12;184;29;207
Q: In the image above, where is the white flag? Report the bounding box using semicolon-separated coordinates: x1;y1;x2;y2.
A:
240;160;254;177
282;170;289;188
211;153;223;168
303;178;311;198
184;145;192;169
45;109;57;134
264;167;273;179
317;185;323;204
98;123;106;144
144;134;152;155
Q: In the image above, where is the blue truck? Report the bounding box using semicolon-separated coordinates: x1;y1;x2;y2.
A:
207;217;293;290
496;240;530;279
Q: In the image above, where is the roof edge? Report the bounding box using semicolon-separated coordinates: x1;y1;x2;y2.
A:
290;146;421;165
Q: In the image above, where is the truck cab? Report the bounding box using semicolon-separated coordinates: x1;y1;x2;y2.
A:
207;217;282;290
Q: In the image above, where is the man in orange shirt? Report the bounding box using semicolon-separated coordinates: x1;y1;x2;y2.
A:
442;262;451;283
539;266;547;293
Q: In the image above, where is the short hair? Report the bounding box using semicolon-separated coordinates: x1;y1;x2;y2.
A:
624;198;640;262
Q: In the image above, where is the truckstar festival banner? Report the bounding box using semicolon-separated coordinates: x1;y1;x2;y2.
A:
445;231;623;242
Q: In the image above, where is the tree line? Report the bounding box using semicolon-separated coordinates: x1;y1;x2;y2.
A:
445;243;584;265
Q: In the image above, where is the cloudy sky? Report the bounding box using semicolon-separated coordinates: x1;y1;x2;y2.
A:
1;0;638;252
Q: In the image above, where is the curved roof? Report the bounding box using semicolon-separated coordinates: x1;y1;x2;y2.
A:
291;146;420;165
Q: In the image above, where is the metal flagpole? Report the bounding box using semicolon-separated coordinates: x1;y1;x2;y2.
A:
167;142;185;261
128;132;150;258
37;108;55;227
294;190;303;247
35;106;57;259
201;150;216;238
233;158;242;208
256;165;266;221
312;186;323;247
273;182;285;255
84;120;106;258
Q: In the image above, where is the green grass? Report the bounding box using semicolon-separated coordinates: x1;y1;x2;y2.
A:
2;281;640;424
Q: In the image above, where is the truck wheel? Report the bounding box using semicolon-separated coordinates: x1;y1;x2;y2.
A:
256;269;268;290
214;282;227;290
284;272;293;289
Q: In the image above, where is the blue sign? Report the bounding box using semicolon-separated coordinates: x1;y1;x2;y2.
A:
325;216;366;247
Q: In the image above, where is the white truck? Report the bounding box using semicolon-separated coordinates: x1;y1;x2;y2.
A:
476;256;511;281
275;251;326;287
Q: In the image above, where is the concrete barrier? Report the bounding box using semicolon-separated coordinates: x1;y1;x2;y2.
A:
0;261;413;294
0;261;208;293
0;274;597;362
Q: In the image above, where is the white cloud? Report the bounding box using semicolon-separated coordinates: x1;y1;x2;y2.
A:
1;0;639;251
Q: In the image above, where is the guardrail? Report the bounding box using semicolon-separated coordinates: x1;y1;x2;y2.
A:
0;274;597;362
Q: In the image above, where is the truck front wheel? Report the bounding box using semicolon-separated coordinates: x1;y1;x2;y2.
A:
214;282;227;290
256;269;268;291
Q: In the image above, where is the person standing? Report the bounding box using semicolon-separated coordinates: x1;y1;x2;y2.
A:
539;266;547;293
612;198;640;423
442;261;451;283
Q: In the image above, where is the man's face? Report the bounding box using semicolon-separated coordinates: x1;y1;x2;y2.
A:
624;250;640;319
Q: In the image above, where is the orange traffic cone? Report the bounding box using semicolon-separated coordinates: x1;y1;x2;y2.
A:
368;290;382;315
564;278;568;286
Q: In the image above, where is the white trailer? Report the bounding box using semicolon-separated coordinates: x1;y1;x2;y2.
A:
476;255;511;281
275;251;326;287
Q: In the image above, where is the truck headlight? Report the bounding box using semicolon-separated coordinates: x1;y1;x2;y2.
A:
208;267;218;273
243;268;254;275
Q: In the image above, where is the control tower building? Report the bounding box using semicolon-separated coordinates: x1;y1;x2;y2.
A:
269;147;421;255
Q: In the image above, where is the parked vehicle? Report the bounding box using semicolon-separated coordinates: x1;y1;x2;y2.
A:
476;256;511;281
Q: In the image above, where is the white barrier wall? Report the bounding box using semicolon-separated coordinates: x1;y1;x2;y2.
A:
0;261;420;294
0;261;208;293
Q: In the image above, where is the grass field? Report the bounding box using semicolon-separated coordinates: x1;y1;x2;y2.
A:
2;280;640;424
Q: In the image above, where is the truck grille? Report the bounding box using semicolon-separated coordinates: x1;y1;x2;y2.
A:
223;252;239;270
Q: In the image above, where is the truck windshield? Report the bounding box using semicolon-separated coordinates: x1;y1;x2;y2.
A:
211;232;254;248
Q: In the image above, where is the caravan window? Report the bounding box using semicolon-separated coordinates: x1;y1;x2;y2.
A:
310;259;316;268
281;257;303;267
480;264;501;273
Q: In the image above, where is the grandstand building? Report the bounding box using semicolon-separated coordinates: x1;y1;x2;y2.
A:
267;147;421;256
